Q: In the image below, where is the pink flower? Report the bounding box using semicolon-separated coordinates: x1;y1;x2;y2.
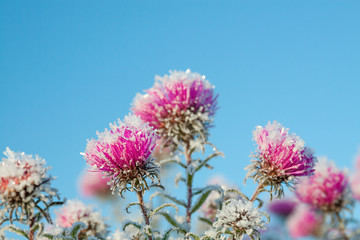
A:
82;114;159;195
246;122;316;198
296;158;349;212
78;170;111;198
132;69;218;149
267;198;297;217
287;204;323;238
55;200;107;238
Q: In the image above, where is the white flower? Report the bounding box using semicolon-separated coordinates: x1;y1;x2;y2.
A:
212;199;267;239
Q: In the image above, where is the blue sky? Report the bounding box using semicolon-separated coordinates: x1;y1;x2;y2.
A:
1;0;360;236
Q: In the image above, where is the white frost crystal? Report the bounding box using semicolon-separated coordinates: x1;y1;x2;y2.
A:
211;199;267;239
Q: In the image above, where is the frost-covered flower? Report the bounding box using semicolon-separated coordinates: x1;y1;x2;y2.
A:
201;176;238;221
246;121;317;198
267;198;297;217
82;114;160;195
78;170;111;198
296;158;350;213
0;148;59;223
287;204;323;238
55;200;108;239
211;198;267;240
132;69;218;150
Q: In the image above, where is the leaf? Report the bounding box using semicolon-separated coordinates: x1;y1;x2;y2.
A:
8;226;28;238
160;159;186;168
191;185;223;214
150;203;178;217
226;189;250;201
162;228;179;240
69;222;87;238
125;202;142;214
195;151;224;172
157;212;186;233
185;232;200;240
150;192;187;208
198;217;213;226
122;221;142;231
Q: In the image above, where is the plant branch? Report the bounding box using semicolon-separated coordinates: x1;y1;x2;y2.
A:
136;191;152;240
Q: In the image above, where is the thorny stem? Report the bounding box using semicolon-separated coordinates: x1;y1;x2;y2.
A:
250;183;264;203
136;190;152;240
185;142;193;225
336;212;349;240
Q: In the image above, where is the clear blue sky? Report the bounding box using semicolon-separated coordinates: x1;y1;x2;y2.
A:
1;0;360;235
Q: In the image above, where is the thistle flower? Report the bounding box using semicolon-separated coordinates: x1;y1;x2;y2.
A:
210;198;268;240
286;204;323;238
296;158;351;213
267;198;297;217
0;147;59;223
132;69;218;150
55;200;108;239
78;170;111;198
82;114;160;196
246;121;317;198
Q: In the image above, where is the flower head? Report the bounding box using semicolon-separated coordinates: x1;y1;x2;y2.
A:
350;174;360;201
55;199;108;238
267;198;297;217
246;121;317;198
286;204;323;238
211;198;267;239
132;69;218;150
78;170;111;198
83;114;160;195
0;148;59;223
296;158;350;213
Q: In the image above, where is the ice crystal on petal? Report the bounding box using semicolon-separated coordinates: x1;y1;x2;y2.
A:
286;204;323;238
0;148;60;224
246;121;317;198
296;158;351;213
132;69;218;150
211;198;267;240
55;200;108;239
83;114;160;195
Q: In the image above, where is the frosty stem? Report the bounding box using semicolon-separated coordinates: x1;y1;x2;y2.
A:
185;142;193;225
250;183;264;202
336;212;349;240
28;217;35;240
136;190;152;240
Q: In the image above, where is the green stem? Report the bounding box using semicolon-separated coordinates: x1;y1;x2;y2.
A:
185;143;193;225
336;212;349;240
136;191;152;240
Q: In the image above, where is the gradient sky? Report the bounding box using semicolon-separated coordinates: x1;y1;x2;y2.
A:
1;0;360;238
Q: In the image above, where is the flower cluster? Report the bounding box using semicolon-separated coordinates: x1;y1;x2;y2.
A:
296;158;350;213
55;200;108;239
208;198;267;239
82;114;160;196
0;147;59;223
246;121;317;198
132;69;218;150
286;204;323;238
